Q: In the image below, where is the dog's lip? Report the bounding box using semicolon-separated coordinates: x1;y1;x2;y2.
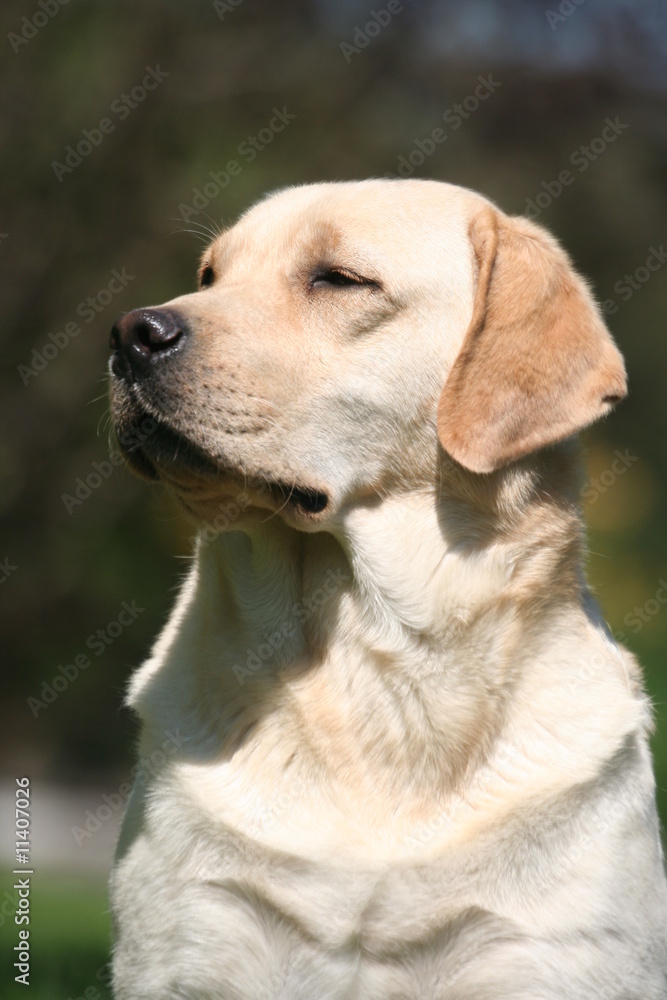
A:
115;415;220;482
271;482;330;516
114;413;332;518
120;442;159;481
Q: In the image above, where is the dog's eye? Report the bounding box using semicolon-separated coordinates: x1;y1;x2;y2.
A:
199;266;215;289
311;268;376;289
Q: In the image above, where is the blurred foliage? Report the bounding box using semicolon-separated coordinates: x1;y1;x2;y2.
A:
1;0;666;852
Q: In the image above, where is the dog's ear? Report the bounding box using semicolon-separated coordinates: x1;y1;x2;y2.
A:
437;207;627;474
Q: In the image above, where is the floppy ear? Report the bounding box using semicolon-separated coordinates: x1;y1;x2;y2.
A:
437;206;627;474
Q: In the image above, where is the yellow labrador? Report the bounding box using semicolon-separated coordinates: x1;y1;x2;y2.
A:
108;180;667;999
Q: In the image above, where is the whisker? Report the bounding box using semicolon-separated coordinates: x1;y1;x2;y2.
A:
190;216;220;240
262;477;294;522
166;227;211;245
168;216;222;242
87;391;109;407
198;212;226;241
97;412;112;438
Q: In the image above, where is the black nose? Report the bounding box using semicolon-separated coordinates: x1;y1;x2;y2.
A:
109;308;187;381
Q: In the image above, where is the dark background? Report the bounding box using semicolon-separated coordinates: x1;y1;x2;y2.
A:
1;0;666;994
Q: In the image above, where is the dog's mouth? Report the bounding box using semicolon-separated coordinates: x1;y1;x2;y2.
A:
115;415;219;482
113;413;331;520
272;483;329;515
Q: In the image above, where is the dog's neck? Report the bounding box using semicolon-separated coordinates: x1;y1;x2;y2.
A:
132;455;612;811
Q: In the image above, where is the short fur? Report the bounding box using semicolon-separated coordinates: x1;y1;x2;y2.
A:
108;180;667;999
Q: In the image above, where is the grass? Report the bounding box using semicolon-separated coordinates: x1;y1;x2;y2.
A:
0;873;112;1000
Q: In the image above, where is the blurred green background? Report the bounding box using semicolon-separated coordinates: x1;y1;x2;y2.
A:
1;0;666;993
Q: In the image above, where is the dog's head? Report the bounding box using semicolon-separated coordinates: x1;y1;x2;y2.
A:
109;180;626;528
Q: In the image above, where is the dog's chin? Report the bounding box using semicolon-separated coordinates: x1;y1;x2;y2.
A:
114;415;222;483
112;415;332;527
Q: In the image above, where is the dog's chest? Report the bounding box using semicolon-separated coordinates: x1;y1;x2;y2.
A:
112;759;531;999
112;802;521;1000
112;738;667;1000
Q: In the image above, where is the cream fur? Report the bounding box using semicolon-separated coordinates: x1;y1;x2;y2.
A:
108;180;667;999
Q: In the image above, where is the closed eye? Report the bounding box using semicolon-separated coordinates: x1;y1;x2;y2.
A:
311;267;380;290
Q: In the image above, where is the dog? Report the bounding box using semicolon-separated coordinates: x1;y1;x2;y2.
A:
108;179;667;999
